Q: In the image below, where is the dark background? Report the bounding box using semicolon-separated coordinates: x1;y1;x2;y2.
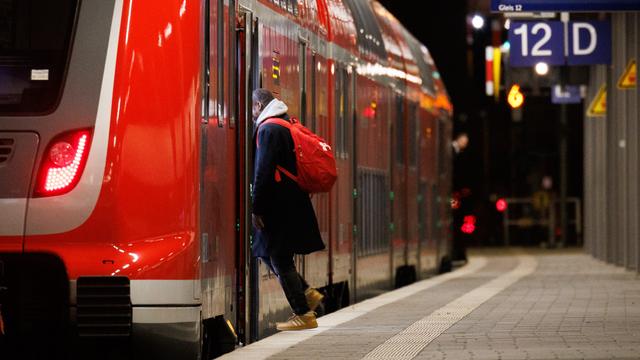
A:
378;0;584;248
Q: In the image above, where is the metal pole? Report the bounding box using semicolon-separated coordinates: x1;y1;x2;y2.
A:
560;100;568;247
503;205;509;246
549;201;556;247
558;12;569;248
575;198;583;246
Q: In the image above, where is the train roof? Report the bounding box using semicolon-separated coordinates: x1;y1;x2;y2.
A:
257;0;452;114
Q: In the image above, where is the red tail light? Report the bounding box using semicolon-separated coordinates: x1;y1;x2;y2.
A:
35;129;92;197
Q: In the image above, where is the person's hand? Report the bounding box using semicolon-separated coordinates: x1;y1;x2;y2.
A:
252;214;265;230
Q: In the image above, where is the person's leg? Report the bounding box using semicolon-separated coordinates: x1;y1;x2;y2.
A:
260;256;277;275
270;255;310;316
264;255;308;289
298;273;310;291
266;255;323;311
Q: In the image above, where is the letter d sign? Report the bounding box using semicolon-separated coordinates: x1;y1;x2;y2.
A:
568;21;611;65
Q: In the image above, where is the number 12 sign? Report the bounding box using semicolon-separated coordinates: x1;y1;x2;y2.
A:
509;21;611;67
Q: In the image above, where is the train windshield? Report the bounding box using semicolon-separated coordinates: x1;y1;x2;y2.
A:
0;0;78;115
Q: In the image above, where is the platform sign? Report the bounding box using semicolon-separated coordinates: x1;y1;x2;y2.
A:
551;85;582;104
509;21;611;67
587;85;606;117
509;21;564;66
492;0;640;12
618;59;637;89
567;21;611;65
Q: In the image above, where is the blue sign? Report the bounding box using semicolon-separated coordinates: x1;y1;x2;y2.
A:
551;85;582;104
509;21;564;67
568;21;611;65
492;0;640;12
509;21;611;67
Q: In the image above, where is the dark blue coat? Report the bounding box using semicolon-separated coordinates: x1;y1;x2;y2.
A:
251;115;325;258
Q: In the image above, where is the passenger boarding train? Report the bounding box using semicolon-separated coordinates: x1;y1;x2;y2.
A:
0;0;453;358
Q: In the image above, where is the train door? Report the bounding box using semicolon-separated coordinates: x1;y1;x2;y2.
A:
348;68;357;303
295;37;308;283
434;114;452;270
418;112;437;276
301;47;331;295
391;94;407;287
200;0;244;356
331;64;355;303
407;102;419;277
235;6;259;344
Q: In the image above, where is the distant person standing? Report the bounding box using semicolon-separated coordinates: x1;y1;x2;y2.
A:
451;132;470;263
452;133;469;155
251;88;325;331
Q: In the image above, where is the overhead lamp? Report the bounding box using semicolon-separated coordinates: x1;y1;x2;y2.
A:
471;14;485;30
535;62;549;76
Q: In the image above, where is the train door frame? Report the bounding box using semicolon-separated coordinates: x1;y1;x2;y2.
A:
391;94;406;278
387;89;394;289
296;36;309;281
235;5;260;344
348;66;357;303
434;116;442;268
309;52;317;133
298;36;308;126
408;102;420;277
200;0;211;309
201;0;244;357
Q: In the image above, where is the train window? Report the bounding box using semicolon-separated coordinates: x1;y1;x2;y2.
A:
273;0;298;16
403;33;436;96
342;67;351;158
342;0;386;60
228;0;236;128
0;0;79;115
299;41;307;126
216;0;224;126
309;54;317;133
334;65;350;159
334;68;340;156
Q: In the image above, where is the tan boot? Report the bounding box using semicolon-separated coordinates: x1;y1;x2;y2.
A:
276;311;318;331
304;288;324;311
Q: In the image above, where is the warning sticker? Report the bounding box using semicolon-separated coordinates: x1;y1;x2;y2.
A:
31;69;49;81
617;59;636;89
587;84;606;117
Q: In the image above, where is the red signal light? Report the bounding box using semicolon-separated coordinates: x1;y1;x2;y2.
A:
461;215;476;234
461;223;475;234
35;129;92;197
496;198;507;212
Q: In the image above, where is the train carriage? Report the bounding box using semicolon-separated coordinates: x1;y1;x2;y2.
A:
0;0;453;358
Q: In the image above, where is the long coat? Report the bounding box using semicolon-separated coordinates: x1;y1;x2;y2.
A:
251;114;325;258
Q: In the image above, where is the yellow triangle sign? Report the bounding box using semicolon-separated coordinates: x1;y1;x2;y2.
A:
618;59;637;89
587;85;606;117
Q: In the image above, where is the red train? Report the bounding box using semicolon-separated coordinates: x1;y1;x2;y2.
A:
0;0;453;358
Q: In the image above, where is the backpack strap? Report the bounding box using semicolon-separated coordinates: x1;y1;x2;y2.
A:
256;118;298;183
261;117;292;129
276;165;297;182
256;118;289;148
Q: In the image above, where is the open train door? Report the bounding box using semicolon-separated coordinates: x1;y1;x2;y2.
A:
235;6;260;345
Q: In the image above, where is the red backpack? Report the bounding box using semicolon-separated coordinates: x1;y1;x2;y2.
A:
259;117;337;193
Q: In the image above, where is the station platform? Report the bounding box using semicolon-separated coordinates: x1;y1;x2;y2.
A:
220;248;640;360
